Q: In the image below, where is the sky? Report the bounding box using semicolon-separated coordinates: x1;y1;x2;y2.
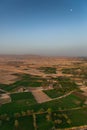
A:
0;0;87;56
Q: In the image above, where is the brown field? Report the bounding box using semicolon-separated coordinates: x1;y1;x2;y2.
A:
0;55;86;86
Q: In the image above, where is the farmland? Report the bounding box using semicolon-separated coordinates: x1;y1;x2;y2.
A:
1;107;87;130
0;55;87;129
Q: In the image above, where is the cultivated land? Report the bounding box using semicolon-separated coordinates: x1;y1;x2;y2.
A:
0;55;87;130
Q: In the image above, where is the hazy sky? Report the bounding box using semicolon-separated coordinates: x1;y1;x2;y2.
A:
0;0;87;56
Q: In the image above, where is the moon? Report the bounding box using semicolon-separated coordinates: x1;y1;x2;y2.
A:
70;8;73;12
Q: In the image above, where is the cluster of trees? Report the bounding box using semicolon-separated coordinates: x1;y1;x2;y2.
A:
0;108;73;130
38;67;57;74
52;112;71;128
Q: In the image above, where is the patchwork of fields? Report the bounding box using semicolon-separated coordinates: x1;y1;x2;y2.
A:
0;56;87;129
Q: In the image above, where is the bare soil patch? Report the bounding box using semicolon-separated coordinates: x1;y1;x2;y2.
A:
31;90;51;103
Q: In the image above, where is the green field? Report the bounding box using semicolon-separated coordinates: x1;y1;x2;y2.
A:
36;113;54;130
0;116;34;130
10;92;36;102
43;88;65;98
1;108;87;130
0;93;85;116
37;107;87;129
10;92;37;106
67;107;87;126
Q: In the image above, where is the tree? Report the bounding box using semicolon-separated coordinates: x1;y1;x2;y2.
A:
38;108;45;114
26;110;31;115
14;113;21;118
46;114;51;121
21;111;26;116
47;108;52;115
47;108;52;121
14;120;19;128
0;120;2;126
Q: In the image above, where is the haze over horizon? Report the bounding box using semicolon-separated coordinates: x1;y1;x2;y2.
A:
0;0;87;56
